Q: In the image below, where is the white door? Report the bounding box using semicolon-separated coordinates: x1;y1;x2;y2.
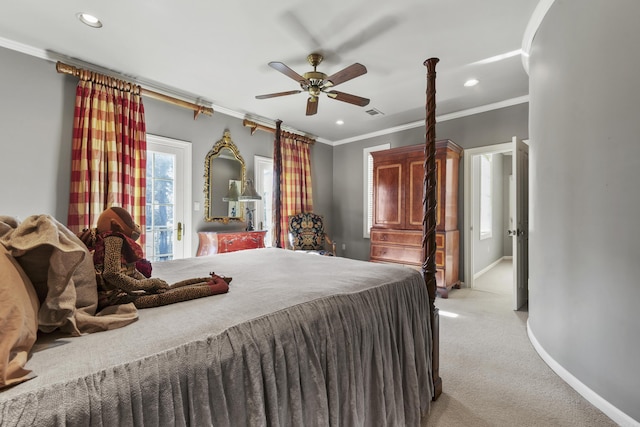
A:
511;136;529;310
254;155;273;246
146;135;192;261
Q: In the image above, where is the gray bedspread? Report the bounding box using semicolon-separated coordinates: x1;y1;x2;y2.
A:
0;248;432;426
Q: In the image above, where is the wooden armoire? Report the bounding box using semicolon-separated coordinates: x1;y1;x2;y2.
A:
369;140;463;297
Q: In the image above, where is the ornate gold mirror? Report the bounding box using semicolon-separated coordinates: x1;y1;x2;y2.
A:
204;130;246;222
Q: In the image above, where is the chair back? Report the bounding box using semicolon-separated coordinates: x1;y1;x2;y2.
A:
288;212;326;251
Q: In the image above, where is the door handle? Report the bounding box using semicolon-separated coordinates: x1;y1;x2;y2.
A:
508;229;524;237
177;222;182;241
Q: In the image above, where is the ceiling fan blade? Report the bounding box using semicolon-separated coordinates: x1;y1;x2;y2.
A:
306;97;318;116
268;62;308;84
325;90;370;107
280;10;322;53
334;15;400;55
255;90;302;99
322;63;367;87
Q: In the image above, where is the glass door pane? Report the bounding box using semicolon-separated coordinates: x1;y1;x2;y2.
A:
146;151;176;261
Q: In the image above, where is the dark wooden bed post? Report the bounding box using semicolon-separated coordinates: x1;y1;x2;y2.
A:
423;57;442;399
273;120;283;248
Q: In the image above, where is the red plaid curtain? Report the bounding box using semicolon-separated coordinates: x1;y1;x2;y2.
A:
273;130;313;247
67;74;147;248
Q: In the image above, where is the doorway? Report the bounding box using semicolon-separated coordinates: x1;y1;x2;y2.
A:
463;136;529;310
463;139;529;309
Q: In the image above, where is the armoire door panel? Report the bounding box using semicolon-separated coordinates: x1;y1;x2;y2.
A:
436;158;443;229
373;163;404;227
407;159;425;229
374;163;403;227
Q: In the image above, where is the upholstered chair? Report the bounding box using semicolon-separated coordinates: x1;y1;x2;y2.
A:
287;212;336;256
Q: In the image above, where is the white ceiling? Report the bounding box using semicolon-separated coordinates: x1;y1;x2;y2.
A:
0;0;539;144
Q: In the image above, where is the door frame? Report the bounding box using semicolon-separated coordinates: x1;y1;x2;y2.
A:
146;134;193;259
463;141;513;290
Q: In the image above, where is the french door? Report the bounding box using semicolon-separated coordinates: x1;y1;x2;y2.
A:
145;135;192;260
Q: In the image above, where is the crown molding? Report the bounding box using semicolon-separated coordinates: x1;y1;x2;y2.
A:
1;36;527;147
0;36;49;59
522;0;556;74
0;36;324;142
0;36;217;109
0;36;327;144
331;95;530;146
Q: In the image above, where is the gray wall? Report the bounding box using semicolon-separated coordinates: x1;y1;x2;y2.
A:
528;0;640;422
0;48;76;220
0;46;333;256
332;103;529;280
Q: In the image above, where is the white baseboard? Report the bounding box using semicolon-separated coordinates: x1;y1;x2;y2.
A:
527;321;639;427
473;256;511;280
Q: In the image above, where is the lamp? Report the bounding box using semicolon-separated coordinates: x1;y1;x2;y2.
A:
239;179;261;231
222;181;240;202
239;179;262;201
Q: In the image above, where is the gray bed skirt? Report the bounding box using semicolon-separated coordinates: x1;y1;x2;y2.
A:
0;248;433;426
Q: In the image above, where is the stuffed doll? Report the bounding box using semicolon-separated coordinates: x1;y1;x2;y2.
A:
79;207;230;309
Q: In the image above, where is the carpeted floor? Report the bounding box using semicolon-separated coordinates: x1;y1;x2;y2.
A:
421;259;617;426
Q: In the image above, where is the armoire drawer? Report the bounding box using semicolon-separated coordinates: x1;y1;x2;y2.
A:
371;229;422;247
435;249;445;268
436;269;444;288
370;243;422;265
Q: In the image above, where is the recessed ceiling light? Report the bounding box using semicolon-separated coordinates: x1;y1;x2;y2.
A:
77;12;103;28
336;120;344;125
464;79;479;87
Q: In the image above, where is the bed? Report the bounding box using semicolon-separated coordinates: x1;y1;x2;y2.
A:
1;58;442;426
1;244;432;426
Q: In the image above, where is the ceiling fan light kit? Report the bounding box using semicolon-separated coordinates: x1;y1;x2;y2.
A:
256;52;370;116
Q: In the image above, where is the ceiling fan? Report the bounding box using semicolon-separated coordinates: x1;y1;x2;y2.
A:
256;53;370;116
